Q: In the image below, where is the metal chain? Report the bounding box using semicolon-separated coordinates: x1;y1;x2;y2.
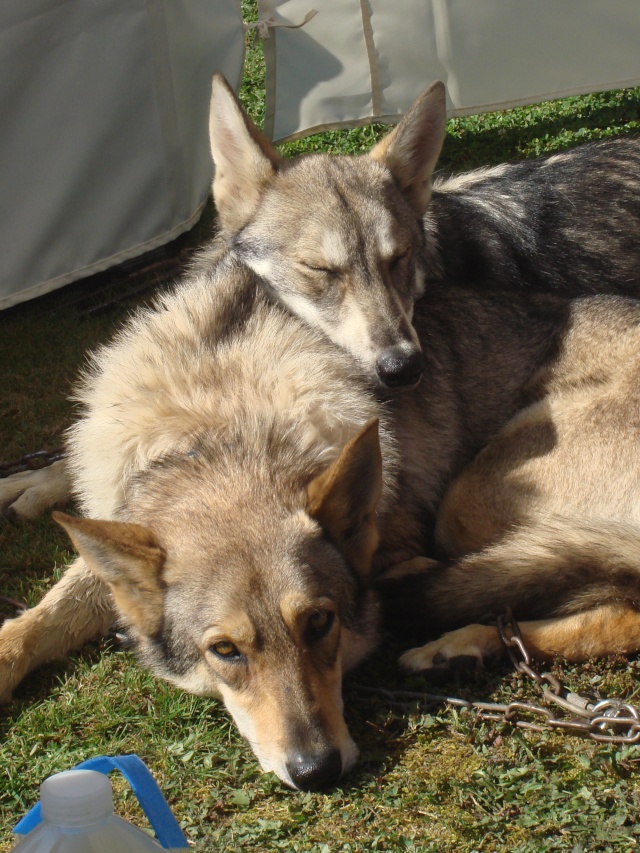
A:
494;608;640;743
356;609;640;744
0;448;65;479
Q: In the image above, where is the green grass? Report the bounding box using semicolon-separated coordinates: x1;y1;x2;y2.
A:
3;7;640;851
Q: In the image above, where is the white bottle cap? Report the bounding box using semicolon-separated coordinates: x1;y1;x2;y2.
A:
40;769;114;827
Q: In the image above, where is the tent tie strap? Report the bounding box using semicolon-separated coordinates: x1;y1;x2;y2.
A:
244;8;317;43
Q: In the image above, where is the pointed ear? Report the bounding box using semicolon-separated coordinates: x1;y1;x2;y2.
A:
53;511;166;634
369;80;446;217
307;420;383;580
209;73;283;233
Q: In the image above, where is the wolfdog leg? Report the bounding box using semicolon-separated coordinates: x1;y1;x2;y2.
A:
0;460;71;521
400;603;640;673
0;557;114;702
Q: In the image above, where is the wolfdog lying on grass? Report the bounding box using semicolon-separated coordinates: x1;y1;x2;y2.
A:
2;80;640;790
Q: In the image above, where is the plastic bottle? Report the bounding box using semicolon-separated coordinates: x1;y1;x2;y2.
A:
10;755;189;852
10;768;167;852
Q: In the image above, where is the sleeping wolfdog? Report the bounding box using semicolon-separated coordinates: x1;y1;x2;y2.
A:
209;76;640;388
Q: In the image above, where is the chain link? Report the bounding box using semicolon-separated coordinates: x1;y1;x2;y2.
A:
357;609;640;744
490;609;640;743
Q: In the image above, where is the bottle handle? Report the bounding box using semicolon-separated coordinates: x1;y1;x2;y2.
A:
13;754;189;850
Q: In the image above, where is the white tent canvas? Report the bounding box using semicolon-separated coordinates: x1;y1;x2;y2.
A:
4;0;639;309
261;0;640;141
0;0;244;310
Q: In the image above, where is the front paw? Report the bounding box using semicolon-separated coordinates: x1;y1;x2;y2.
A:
399;623;502;679
0;650;18;703
0;461;70;522
0;615;32;702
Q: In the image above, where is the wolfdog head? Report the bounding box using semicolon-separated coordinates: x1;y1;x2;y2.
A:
54;422;384;790
209;76;446;389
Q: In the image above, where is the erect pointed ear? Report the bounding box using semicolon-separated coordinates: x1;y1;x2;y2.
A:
369;80;446;217
53;511;166;634
209;73;283;234
307;420;383;581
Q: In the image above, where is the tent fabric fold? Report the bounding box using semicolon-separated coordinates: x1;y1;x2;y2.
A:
261;0;640;142
0;0;244;310
4;0;639;308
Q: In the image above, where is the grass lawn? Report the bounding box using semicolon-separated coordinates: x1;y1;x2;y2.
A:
2;9;640;852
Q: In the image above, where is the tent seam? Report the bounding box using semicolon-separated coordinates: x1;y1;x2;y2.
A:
359;0;381;117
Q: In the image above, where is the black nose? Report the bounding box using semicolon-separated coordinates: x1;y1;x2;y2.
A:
286;748;343;790
375;346;424;388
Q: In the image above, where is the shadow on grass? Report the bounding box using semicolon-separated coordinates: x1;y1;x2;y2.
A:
440;88;640;169
338;639;514;790
0;642;119;735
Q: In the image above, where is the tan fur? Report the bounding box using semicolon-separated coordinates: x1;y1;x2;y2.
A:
209;76;283;235
307;420;382;580
0;460;70;521
1;322;390;788
392;301;640;661
4;80;640;791
54;513;166;635
401;603;640;672
0;558;113;703
208;74;431;388
369;80;446;216
437;301;640;556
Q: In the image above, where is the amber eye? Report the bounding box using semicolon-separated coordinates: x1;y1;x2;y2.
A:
210;640;241;660
307;609;335;640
